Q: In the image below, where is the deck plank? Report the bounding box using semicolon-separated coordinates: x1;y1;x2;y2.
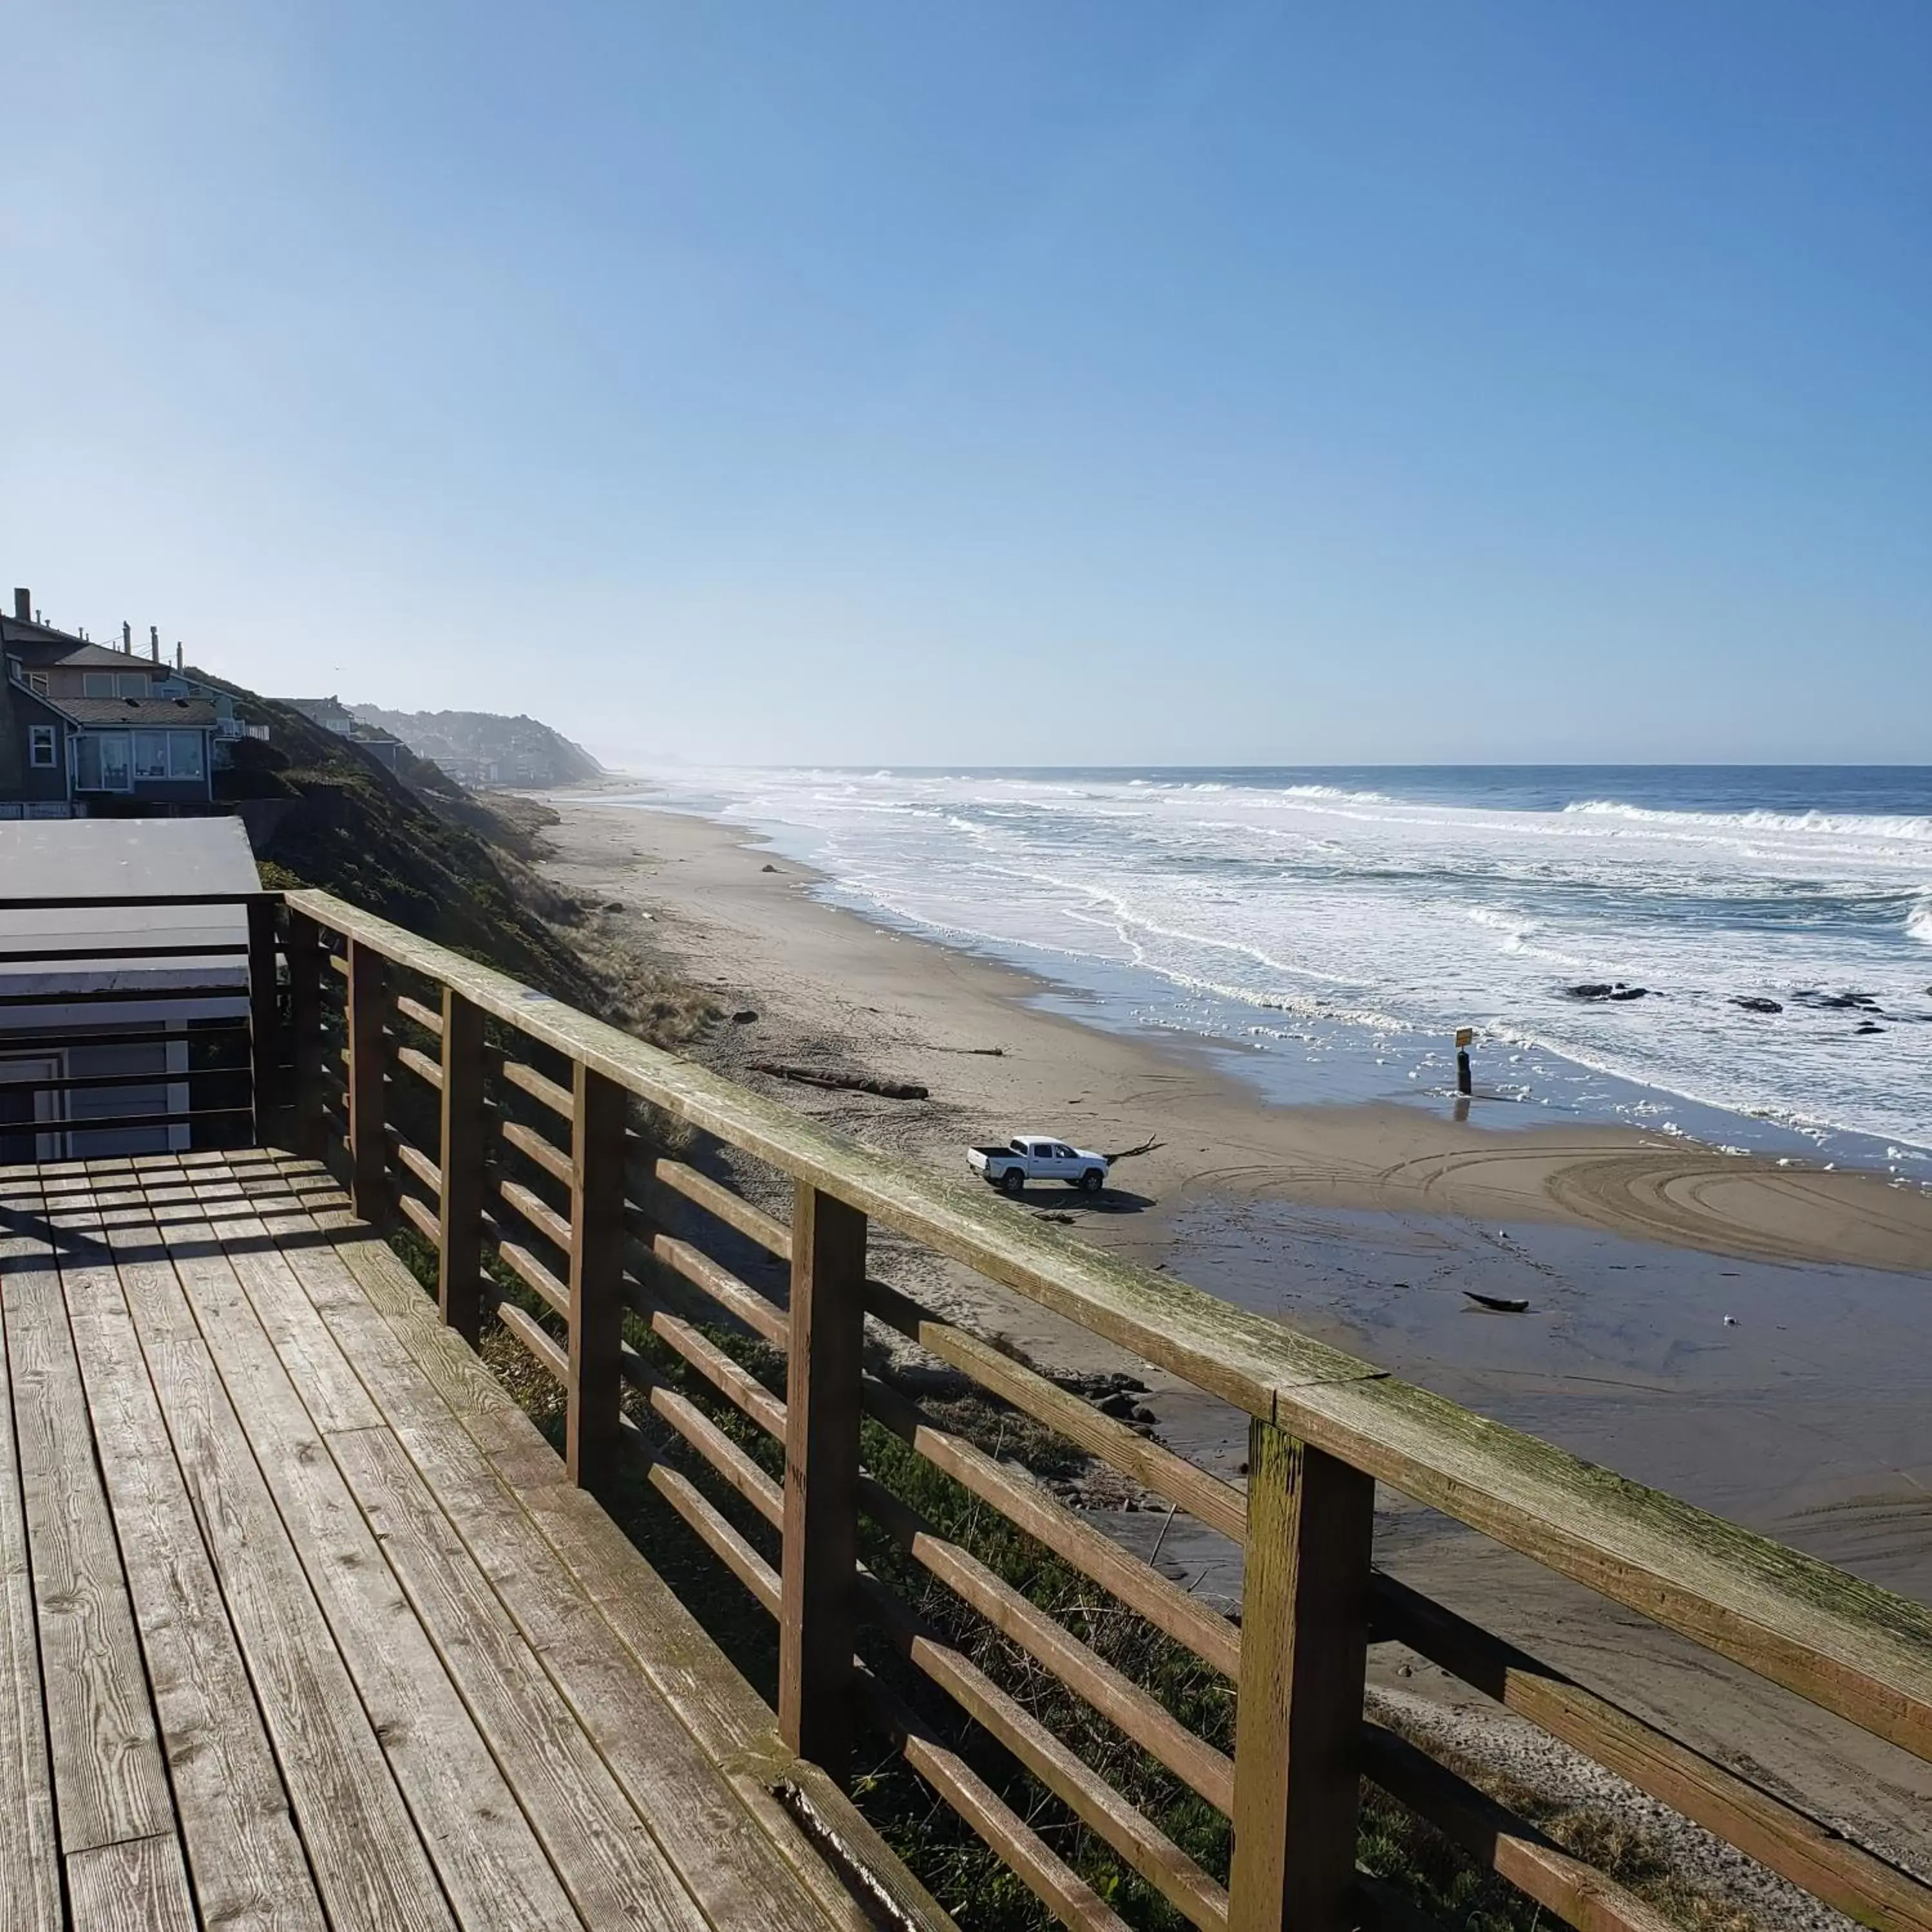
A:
168;1161;722;1932
103;1168;462;1932
55;1169;328;1932
66;1831;200;1932
1;1166;176;1857
128;1158;590;1932
0;1167;62;1932
328;1426;719;1932
234;1151;956;1932
196;1157;779;1932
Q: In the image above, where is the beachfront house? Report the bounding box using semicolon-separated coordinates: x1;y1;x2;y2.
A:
0;817;260;1160
3;587;240;813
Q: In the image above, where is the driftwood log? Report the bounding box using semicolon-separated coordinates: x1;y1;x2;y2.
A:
748;1061;929;1101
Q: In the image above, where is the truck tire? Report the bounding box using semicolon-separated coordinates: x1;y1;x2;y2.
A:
1002;1168;1025;1197
1079;1168;1105;1193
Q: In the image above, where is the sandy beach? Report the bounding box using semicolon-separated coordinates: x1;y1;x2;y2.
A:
537;793;1932;1889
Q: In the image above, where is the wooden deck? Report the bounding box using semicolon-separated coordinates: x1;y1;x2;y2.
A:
0;1149;943;1932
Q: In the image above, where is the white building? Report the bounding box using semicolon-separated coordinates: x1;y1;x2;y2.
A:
0;817;261;1159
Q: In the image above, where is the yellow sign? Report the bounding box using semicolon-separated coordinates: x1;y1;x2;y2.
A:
1455;1028;1474;1048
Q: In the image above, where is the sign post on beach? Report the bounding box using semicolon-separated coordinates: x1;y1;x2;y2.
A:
1455;1027;1473;1097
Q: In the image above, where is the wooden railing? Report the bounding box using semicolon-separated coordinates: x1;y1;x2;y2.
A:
275;886;1932;1932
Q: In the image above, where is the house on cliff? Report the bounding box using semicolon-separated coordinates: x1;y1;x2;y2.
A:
2;587;239;813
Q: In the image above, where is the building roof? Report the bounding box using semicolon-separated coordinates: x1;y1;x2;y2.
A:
7;637;162;672
49;696;219;727
0;817;259;1001
0;612;88;650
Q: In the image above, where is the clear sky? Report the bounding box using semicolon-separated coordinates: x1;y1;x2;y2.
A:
5;3;1927;766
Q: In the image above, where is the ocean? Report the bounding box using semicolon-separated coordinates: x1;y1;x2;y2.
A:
619;766;1932;1177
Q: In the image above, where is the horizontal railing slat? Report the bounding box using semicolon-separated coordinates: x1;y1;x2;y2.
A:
860;1671;1133;1932
394;994;444;1037
502;1118;573;1188
863;1375;1241;1682
1362;1725;1674;1932
627;1220;789;1349
1371;1571;1932;1932
864;1273;1247;1546
621;1347;786;1528
860;1573;1231;1931
493;1294;569;1382
860;1473;1236;1814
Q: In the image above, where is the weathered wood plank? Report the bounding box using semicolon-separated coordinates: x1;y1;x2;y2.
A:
864;1577;1231;1930
284;887;1932;1765
864;1274;1247;1544
623;1279;787;1435
260;1155;954;1932
1362;1725;1676;1932
782;1182;867;1780
2;1176;174;1856
247;895;282;1136
864;1374;1242;1681
286;911;327;1160
859;1475;1235;1814
1227;1423;1374;1932
345;937;392;1224
242;1157;936;1932
328;1423;717;1932
567;1063;627;1492
862;1671;1130;1932
0;1170;61;1932
632;1231;788;1349
643;1154;792;1261
136;1162;583;1932
109;1172;463;1932
65;1832;199;1932
58;1176;327;1932
502;1117;572;1188
1372;1571;1932;1932
439;989;488;1343
158;1166;383;1437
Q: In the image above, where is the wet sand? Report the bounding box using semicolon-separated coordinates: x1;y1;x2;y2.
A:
538;793;1932;1895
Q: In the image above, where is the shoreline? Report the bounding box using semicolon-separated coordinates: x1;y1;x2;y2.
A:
544;791;1932;1276
535;791;1932;1889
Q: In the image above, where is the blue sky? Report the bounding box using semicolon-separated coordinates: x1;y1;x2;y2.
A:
5;2;1927;764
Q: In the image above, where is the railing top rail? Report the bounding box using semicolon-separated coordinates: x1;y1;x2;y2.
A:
0;893;282;910
285;886;1932;1763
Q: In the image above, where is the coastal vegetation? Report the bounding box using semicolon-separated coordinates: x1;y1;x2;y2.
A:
203;670;715;1046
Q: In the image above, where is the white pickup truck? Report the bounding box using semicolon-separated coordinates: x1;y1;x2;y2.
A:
969;1135;1112;1196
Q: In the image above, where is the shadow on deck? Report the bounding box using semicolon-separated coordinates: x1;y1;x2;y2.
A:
0;1149;947;1932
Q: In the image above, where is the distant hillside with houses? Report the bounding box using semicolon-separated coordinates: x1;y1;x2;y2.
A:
350;705;604;790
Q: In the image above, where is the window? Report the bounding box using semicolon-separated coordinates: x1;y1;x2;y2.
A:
116;673;149;699
74;732;132;790
167;731;205;780
28;726;56;768
28;673;48;696
82;672;115;697
134;730;169;779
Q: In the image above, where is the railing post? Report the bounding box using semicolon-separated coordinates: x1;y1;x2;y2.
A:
566;1061;627;1492
345;937;392;1224
286;911;325;1160
246;896;281;1142
438;990;488;1345
779;1182;867;1782
1227;1419;1375;1932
